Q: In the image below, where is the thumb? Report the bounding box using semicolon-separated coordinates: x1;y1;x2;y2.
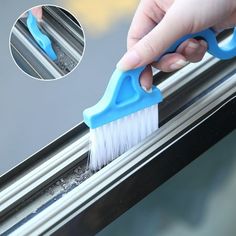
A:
117;5;189;71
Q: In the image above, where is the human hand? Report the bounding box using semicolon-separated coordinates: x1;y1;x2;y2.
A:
117;0;236;90
31;6;43;21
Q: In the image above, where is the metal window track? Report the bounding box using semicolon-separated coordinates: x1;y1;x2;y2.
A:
1;39;236;234
10;6;84;80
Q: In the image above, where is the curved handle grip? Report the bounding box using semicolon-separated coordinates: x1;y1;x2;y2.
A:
159;28;236;60
27;11;57;61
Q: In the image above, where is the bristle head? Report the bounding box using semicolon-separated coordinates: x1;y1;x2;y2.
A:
88;104;159;171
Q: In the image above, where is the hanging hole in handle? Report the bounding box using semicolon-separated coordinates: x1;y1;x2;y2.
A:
216;28;234;44
194;28;234;48
196;28;235;54
216;28;236;53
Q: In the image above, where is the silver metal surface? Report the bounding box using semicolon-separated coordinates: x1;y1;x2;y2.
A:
7;68;236;236
1;48;235;233
0;135;88;214
43;6;84;53
42;8;83;62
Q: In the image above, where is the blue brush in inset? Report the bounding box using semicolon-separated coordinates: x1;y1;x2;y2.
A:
83;28;236;171
27;11;57;61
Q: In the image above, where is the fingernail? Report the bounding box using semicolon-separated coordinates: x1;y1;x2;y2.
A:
169;59;189;70
117;50;141;71
187;42;199;49
141;85;152;93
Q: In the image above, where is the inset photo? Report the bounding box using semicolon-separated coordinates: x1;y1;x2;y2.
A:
9;5;85;80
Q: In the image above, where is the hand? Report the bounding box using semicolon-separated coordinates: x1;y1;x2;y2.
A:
117;0;236;90
31;6;43;21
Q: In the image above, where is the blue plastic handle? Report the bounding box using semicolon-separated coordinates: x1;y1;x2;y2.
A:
159;27;236;60
26;11;57;61
83;28;236;129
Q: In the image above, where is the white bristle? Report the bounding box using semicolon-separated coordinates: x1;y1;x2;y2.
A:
89;104;159;171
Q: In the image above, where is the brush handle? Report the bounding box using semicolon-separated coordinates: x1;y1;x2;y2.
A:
158;27;236;60
83;28;236;129
27;11;57;61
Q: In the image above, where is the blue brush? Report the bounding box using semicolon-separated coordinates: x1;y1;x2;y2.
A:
27;11;57;61
83;28;236;171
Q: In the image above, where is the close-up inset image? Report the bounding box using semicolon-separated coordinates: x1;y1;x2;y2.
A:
9;5;85;80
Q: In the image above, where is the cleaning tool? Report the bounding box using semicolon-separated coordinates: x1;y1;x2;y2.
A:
27;11;57;61
83;28;236;171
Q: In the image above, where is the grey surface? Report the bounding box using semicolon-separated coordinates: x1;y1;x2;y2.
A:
0;0;129;175
99;130;236;236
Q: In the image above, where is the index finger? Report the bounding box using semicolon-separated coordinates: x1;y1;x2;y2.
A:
127;0;164;49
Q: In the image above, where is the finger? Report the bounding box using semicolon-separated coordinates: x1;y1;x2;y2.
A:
152;53;188;72
176;39;208;62
152;39;207;72
139;65;153;91
213;12;236;32
117;3;189;71
31;7;43;21
127;0;164;49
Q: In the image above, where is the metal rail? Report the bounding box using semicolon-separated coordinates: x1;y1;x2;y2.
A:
1;39;236;234
43;6;84;55
0;54;223;217
12;77;236;236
